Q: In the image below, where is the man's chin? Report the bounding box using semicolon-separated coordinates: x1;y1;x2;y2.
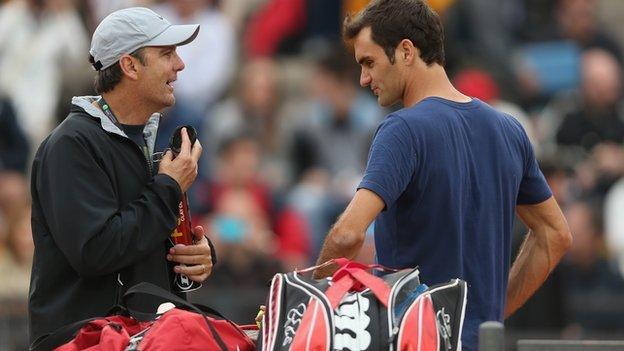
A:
378;96;394;107
379;97;403;108
164;96;176;107
155;97;176;113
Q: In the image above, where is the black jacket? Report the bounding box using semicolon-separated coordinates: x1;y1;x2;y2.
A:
28;96;182;342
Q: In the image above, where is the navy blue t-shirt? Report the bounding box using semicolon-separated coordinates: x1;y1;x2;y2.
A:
358;97;552;351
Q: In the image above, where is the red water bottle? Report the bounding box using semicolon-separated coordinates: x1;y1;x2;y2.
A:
169;125;202;292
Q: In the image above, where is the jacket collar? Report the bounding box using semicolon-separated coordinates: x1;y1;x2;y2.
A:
71;95;160;154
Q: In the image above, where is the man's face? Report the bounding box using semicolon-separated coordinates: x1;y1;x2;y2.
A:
353;27;404;107
136;46;185;111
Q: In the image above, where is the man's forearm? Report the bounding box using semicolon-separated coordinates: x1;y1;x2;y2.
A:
311;189;384;279
313;227;364;279
505;228;570;318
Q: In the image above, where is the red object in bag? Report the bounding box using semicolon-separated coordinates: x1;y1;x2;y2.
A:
44;283;257;351
54;315;151;351
137;308;255;351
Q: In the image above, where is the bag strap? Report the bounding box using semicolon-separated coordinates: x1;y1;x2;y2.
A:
296;257;400;275
122;283;226;318
122;282;228;351
29;317;101;351
325;273;357;309
330;261;392;307
334;257;401;273
347;268;391;307
294;259;339;274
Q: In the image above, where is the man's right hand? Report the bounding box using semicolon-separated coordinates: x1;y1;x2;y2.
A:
158;127;202;192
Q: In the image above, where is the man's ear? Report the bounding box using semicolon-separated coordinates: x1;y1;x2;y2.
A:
119;55;140;80
398;39;418;65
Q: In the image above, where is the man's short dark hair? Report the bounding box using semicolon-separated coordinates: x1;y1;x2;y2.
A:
343;0;445;66
89;48;147;94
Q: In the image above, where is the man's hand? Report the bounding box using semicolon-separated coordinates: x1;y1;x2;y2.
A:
158;127;202;192
167;225;213;283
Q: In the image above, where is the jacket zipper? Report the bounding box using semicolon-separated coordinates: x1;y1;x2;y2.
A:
115;133;153;296
141;139;153;176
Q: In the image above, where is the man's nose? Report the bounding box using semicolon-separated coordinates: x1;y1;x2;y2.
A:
360;70;371;87
174;51;185;71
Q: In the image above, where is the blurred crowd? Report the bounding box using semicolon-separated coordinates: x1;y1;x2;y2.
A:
1;0;624;349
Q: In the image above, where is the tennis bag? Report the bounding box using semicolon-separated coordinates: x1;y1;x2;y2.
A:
30;282;255;351
258;258;467;351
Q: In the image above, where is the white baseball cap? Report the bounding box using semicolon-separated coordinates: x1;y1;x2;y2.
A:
90;7;200;71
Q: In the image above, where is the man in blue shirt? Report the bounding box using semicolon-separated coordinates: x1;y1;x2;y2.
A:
312;1;572;350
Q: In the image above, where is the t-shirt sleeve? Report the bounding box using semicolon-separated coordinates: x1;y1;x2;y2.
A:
516;121;552;205
358;115;416;210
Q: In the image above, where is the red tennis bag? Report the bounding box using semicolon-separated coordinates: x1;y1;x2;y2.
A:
258;258;467;351
30;282;256;351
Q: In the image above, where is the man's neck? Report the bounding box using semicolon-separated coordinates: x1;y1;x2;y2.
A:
403;65;471;107
101;90;155;125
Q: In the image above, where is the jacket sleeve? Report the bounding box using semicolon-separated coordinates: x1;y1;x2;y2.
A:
35;133;181;277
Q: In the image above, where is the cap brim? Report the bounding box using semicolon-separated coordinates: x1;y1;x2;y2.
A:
146;24;200;47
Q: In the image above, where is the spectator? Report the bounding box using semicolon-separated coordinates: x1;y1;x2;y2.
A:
244;0;350;57
560;200;624;334
556;49;624;151
512;0;623;112
0;206;32;351
0;0;90;147
513;0;623;60
288;47;384;258
443;0;516;90
86;0;155;26
207;57;295;190
0;93;31;346
191;134;311;324
198;134;311;277
151;0;236;197
555;0;622;61
0;206;32;301
0;95;29;174
291;47;382;182
152;0;236;115
0;96;29;275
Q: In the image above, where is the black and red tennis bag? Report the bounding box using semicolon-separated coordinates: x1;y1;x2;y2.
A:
258;258;467;351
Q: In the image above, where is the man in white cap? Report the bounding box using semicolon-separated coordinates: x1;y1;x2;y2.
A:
28;7;213;344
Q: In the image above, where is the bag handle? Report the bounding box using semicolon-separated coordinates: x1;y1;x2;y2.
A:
122;282;229;351
296;257;400;276
325;273;357;308
346;267;391;307
28;317;101;351
326;264;391;308
122;282;227;319
334;257;400;273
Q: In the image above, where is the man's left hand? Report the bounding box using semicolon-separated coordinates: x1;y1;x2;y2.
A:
167;225;213;283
